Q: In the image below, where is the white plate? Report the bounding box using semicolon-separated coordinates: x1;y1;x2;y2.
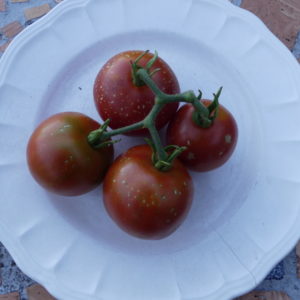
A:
1;0;300;299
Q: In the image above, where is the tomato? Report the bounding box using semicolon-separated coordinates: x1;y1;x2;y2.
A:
27;112;114;196
93;50;180;135
103;145;193;239
167;100;238;172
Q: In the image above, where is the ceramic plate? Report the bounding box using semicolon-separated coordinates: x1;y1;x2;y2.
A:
1;0;300;299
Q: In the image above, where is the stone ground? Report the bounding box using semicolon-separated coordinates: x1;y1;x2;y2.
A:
1;0;300;299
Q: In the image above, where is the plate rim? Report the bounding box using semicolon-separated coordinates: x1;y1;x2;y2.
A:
1;0;300;299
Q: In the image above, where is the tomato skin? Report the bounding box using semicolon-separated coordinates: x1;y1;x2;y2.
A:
103;145;193;239
27;112;114;196
94;50;180;135
167;100;238;172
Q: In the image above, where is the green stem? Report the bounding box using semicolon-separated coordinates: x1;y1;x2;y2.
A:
131;51;150;86
100;121;144;140
165;145;187;164
137;69;210;119
136;69;164;97
147;120;167;162
88;70;213;144
143;100;168;163
88;51;222;171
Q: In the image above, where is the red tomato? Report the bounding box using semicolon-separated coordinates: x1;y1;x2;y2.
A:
167;100;238;172
103;145;193;239
27;112;114;196
93;50;180;135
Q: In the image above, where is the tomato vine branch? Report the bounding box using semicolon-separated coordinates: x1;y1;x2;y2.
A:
88;50;222;171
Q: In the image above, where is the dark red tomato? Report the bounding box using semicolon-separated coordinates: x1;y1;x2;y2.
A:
167;100;238;172
103;145;193;239
27;112;114;196
94;50;180;135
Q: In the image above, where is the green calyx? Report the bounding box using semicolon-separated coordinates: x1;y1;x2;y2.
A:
146;139;187;172
131;50;161;87
87;119;120;149
192;87;222;128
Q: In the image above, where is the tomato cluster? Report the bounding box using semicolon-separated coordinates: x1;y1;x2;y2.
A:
27;50;238;240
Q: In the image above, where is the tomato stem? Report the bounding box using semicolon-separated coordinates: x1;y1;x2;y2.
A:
131;50;161;87
207;86;222;120
146;140;186;171
136;68;165;97
89;50;222;170
147;122;168;163
88;120;144;145
87;119;110;147
137;69;212;120
165;145;187;163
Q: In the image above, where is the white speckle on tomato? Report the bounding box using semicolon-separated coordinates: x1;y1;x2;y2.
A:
187;152;195;160
225;134;232;144
186;140;191;146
